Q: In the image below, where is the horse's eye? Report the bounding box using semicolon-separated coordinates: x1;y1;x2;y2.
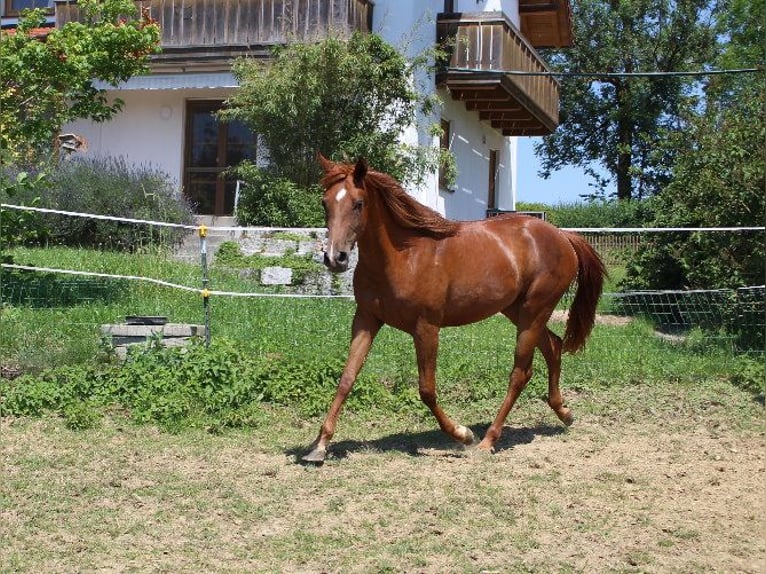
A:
353;199;364;211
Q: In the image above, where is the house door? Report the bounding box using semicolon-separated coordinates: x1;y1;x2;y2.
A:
184;101;256;216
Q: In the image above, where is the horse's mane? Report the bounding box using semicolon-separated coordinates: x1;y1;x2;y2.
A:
322;164;460;238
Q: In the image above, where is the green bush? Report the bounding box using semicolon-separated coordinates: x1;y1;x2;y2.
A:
0;338;416;431
27;156;195;250
1;171;48;248
234;163;324;227
518;200;655;228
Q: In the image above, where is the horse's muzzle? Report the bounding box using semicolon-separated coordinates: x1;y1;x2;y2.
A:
323;250;349;273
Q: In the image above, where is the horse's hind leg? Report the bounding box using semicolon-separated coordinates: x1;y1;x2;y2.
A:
477;321;540;452
537;328;574;426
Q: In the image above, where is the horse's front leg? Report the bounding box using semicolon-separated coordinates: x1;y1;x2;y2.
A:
302;310;382;464
414;322;475;446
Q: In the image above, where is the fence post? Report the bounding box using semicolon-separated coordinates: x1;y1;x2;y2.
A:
199;225;211;347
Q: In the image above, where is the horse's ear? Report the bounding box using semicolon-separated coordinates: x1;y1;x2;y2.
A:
317;153;334;174
353;157;368;187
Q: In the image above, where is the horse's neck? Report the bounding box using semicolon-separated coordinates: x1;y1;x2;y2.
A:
357;194;412;270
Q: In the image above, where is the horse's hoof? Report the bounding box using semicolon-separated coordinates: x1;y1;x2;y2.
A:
558;407;574;427
475;438;496;454
301;447;326;465
455;425;475;446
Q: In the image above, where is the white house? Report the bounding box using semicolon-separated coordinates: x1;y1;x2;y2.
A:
3;0;572;221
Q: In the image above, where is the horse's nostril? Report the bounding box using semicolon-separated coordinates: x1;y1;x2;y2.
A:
323;252;331;266
337;251;348;264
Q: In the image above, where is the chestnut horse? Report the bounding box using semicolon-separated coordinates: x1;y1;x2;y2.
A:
303;156;606;463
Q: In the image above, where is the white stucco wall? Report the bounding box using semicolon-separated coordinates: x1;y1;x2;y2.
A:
65;88;236;191
439;94;516;220
454;0;520;27
373;0;518;220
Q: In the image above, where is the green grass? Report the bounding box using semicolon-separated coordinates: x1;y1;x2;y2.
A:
1;246;762;431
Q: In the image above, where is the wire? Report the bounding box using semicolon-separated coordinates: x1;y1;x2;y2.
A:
446;66;763;79
563;226;765;233
0;203;197;230
0;264;353;299
0;204;323;234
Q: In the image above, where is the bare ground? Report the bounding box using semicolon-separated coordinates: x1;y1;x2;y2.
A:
1;383;765;573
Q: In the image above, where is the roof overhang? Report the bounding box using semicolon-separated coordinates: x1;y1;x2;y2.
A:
92;72;238;91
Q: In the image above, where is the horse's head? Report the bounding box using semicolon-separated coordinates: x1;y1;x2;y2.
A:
318;155;369;273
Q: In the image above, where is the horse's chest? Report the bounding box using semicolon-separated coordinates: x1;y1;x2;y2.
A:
353;267;440;327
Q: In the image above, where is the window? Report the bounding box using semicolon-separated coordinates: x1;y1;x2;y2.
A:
4;0;53;16
439;118;452;191
487;149;498;210
184;101;257;216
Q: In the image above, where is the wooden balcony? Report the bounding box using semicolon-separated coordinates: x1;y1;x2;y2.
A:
55;0;373;72
437;12;560;136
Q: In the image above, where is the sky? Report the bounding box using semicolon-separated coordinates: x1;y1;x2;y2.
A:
515;137;601;206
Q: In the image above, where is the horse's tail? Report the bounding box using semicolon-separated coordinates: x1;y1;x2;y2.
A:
562;232;607;354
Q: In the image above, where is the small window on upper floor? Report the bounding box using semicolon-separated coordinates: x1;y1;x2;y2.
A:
4;0;54;17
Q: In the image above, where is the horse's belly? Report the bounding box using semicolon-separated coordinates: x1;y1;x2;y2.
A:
441;287;516;326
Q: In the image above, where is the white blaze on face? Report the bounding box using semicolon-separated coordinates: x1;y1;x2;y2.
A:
326;187;347;264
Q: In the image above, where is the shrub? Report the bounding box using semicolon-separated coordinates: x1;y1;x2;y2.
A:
35;156;195;250
0;338;417;430
517;200;656;228
0;171;48;248
233;163;324;228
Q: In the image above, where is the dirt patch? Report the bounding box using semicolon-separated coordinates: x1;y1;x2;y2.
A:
1;385;764;573
551;309;633;326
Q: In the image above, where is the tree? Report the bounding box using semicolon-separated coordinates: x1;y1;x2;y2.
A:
1;0;160;252
0;0;160;166
221;32;450;190
535;0;720;200
621;0;765;289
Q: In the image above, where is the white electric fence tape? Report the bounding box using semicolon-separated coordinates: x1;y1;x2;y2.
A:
1;203;763;301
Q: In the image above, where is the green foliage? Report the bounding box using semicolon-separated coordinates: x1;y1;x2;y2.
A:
622;93;765;290
1;246;761;434
536;0;719;200
518;200;655;228
232;163;324;227
223;32;450;189
214;240;324;284
729;357;765;398
17;156;196;250
0;0;160;165
0;339;419;430
0;171;48;247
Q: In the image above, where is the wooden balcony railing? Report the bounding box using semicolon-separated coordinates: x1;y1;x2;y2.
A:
437;11;560;136
55;0;373;71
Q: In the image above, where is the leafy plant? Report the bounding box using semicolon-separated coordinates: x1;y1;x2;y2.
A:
0;0;160;165
536;0;719;200
222;32;452;190
232;163;324;227
0;171;48;248
33;156;195;251
517;200;655;228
